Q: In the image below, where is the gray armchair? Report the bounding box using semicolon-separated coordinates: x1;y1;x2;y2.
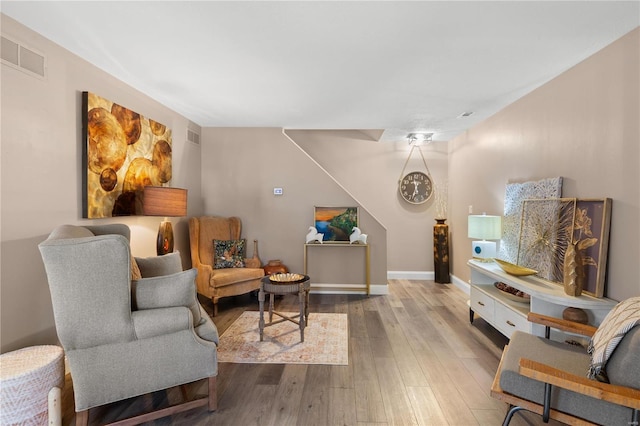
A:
38;224;218;426
492;310;640;425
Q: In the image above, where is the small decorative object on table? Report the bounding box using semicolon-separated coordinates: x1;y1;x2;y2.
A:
494;259;538;276
269;273;306;283
349;227;368;244
494;281;530;304
563;240;585;296
263;259;288;275
305;226;323;244
252;239;262;266
562;307;589;324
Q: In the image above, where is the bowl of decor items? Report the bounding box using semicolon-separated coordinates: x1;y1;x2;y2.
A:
494;281;531;303
269;273;306;283
493;259;538;276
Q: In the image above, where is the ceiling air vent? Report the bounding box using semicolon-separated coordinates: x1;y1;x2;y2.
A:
1;35;46;79
187;128;200;145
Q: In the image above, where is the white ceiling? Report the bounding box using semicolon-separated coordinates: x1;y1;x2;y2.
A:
2;1;639;142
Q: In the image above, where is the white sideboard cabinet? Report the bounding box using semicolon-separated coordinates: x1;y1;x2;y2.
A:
468;259;617;341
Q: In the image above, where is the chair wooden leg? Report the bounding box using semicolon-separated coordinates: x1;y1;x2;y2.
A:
212;299;218;317
208;376;217;411
75;410;89;426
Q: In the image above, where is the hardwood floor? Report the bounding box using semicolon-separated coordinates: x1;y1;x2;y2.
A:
60;279;564;425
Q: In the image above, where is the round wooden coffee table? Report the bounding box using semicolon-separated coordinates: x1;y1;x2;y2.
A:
259;275;310;342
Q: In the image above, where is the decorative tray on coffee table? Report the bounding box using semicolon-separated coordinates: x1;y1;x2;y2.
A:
269;273;307;284
494;281;531;304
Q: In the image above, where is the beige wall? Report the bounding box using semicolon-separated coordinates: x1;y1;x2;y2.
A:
449;28;640;301
287;130;449;273
199;127;389;289
0;15;203;352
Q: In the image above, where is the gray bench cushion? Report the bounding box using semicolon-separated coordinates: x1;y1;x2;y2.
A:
500;331;634;425
606;325;640;389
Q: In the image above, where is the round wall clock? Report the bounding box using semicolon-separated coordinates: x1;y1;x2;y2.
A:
399;171;433;204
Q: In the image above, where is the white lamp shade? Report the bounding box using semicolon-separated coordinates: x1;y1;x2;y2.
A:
468;215;502;240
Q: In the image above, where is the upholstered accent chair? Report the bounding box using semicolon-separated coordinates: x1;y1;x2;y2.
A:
39;224;218;426
492;311;640;425
189;216;264;316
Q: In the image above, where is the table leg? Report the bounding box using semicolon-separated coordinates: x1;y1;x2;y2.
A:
305;289;310;325
259;285;265;341
269;293;274;323
299;288;305;342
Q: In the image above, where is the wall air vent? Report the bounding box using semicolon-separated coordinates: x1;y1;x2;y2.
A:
1;35;46;79
187;128;201;145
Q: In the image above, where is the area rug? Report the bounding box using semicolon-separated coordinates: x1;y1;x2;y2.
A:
217;311;348;365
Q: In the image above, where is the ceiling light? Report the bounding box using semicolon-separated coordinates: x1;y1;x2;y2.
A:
407;133;433;145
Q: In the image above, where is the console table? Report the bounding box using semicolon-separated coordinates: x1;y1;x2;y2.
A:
303;243;370;295
468;259;616;341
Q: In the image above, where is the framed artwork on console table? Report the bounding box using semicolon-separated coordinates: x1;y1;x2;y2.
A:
571;198;612;298
314;207;359;243
517;198;576;283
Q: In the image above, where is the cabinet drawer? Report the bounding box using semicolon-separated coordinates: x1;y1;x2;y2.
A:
495;303;529;338
470;288;494;321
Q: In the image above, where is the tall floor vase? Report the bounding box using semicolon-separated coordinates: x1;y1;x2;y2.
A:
433;219;451;283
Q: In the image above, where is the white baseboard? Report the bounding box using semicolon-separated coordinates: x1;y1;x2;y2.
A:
450;274;470;295
387;271;434;280
369;284;389;295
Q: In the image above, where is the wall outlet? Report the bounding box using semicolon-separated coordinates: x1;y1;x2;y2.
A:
273;187;283;195
468;205;473;214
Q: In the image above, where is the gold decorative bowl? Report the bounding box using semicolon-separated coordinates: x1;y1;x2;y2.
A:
493;259;538;276
269;273;305;283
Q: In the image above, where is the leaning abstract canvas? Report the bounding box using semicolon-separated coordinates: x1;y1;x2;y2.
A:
500;177;563;262
82;92;172;218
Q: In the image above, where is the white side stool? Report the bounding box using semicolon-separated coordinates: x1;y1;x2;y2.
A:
0;345;64;426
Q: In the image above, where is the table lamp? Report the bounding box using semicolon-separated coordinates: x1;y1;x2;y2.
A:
142;186;187;255
468;214;502;260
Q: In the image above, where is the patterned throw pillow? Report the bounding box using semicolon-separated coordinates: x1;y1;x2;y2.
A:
587;296;640;380
131;254;142;281
213;239;246;269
